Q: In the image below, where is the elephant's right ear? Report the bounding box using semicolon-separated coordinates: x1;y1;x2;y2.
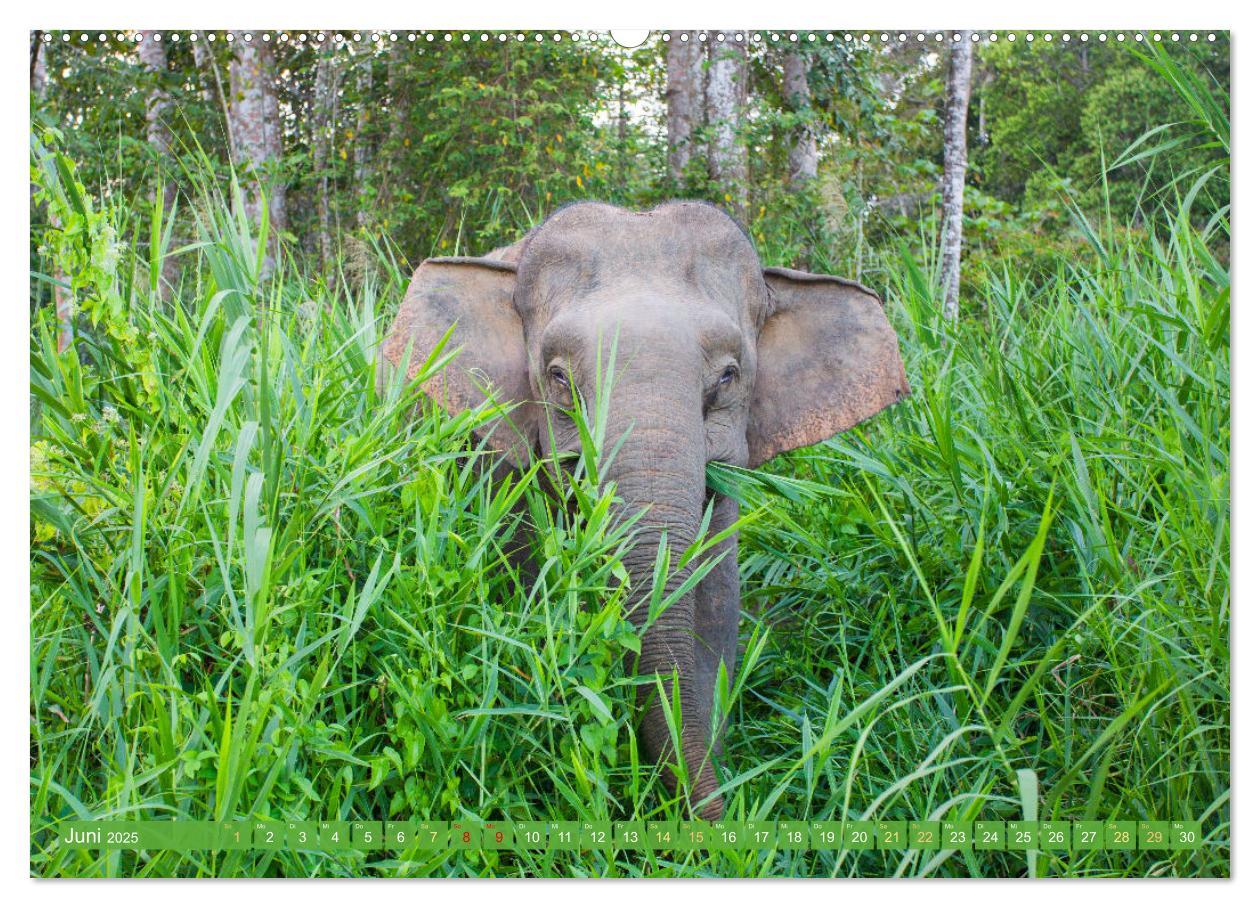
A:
748;267;910;467
380;256;538;467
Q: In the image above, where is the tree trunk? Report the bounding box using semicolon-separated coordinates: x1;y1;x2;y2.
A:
616;77;628;185
262;50;287;238
229;38;284;277
689;35;705;131
354;46;374;230
783;49;817;187
704;34;749;221
940;32;974;323
31;37;72;353
665;32;700;184
381;38;407;214
193;32;236;162
138;32;179;294
312;38;337;270
31;32;46;97
138;33;174;194
190;32;215;104
386;39;407;151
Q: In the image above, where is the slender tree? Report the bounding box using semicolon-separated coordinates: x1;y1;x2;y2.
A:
311;37;338;270
192;32;236;162
229;37;286;276
137;33;173;183
138;32;179;293
783;48;817;187
665;31;701;184
189;32;215;104
704;32;749;220
385;37;408;150
262;46;287;238
30;31;46;96
353;41;374;230
31;35;71;353
940;31;974;322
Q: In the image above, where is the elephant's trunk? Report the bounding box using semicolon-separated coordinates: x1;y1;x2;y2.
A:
603;385;722;820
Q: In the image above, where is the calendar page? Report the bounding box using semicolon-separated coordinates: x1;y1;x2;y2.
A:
28;24;1230;880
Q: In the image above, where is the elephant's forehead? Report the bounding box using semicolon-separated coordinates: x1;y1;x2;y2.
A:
515;201;765;321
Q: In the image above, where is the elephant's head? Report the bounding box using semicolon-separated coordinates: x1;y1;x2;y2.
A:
381;201;909;817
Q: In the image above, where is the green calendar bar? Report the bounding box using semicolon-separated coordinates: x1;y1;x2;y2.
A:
253;820;285;850
415;821;449;849
483;821;513;850
941;820;971;850
451;820;481;849
810;821;844;849
1074;821;1105;850
877;820;907;850
1007;821;1037;850
287;821;318;850
515;821;548;849
46;819;1205;853
743;821;776;849
1040;821;1071;851
645;821;677;850
220;821;252;850
843;820;876;850
710;821;741;849
352;821;383;851
1139;821;1170;851
974;820;1005;850
614;822;644;849
548;821;580;850
1170;820;1202;851
778;821;810;850
678;821;710;850
909;821;940;849
1107;821;1137;850
385;821;415;849
318;821;351;851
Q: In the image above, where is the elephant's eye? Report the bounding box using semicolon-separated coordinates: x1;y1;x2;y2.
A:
549;366;570;390
718;365;739;387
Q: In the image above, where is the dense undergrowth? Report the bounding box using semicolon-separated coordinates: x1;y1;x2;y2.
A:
29;129;1229;877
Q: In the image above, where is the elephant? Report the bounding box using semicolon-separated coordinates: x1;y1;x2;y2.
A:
380;200;909;819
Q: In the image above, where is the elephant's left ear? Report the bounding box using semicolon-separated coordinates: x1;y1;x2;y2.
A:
380;256;539;468
747;267;911;467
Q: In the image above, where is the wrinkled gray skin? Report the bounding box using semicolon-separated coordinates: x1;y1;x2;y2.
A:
381;201;909;818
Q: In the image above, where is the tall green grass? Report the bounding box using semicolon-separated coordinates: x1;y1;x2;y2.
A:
30;132;1228;877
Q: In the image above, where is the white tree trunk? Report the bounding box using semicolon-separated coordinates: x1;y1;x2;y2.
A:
138;32;180;293
31;33;47;99
31;37;71;352
192;31;236;161
354;47;374;230
229;39;284;276
312;39;338;269
385;38;407;163
262;48;287;237
940;32;974;322
783;49;817;187
138;33;173;172
666;32;701;184
190;32;215;104
704;33;748;220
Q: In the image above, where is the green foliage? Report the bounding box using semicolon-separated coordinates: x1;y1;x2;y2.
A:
973;36;1229;221
29;30;1230;878
365;40;638;254
30;130;1228;875
31;32;1229;291
31;128;162;403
